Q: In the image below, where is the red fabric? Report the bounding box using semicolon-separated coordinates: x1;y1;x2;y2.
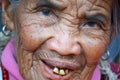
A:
1;63;9;80
110;62;120;79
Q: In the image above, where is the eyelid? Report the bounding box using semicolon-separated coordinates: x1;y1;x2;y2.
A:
30;6;60;20
91;19;106;30
82;19;105;30
89;20;102;27
29;4;52;13
85;13;108;24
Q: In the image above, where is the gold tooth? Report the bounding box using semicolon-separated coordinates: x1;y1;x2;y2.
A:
53;67;69;76
59;69;65;75
65;69;69;74
53;67;59;74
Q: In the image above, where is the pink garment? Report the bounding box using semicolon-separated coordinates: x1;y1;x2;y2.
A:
1;39;24;80
92;66;101;80
1;39;101;80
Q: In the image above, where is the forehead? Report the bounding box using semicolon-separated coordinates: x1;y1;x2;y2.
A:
24;0;113;14
22;0;113;18
26;0;113;7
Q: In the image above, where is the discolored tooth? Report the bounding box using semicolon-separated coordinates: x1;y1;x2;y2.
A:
59;69;65;75
65;69;69;74
53;67;59;74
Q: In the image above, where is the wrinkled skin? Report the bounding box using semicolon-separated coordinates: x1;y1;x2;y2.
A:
3;0;113;80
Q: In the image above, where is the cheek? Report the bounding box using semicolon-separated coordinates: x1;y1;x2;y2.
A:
85;41;107;63
16;11;57;51
79;33;110;64
19;24;53;51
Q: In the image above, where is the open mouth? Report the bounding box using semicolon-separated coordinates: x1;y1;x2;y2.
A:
41;59;80;79
42;60;72;76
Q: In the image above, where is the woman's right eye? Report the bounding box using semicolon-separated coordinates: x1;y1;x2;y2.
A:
31;6;55;17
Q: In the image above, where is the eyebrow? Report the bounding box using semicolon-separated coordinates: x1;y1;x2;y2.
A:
36;0;66;10
85;13;109;23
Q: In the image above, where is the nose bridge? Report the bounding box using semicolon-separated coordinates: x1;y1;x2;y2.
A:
57;23;77;45
60;0;80;26
58;31;72;47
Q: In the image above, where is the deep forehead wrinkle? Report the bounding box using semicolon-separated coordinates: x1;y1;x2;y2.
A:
77;0;113;8
88;0;112;5
77;0;113;16
29;0;113;9
89;0;113;10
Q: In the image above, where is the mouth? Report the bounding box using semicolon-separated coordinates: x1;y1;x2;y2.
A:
41;59;80;80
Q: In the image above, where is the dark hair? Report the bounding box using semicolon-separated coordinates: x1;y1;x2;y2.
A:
111;0;120;35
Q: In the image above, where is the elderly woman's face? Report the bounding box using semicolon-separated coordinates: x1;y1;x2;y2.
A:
11;0;112;80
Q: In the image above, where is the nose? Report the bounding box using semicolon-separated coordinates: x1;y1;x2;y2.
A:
46;35;81;56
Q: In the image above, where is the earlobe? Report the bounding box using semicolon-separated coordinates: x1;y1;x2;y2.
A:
2;0;14;30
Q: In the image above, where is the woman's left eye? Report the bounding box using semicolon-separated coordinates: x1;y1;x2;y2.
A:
41;9;52;16
84;21;101;28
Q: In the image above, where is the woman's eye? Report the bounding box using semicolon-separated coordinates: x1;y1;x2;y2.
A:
41;9;52;16
83;21;101;28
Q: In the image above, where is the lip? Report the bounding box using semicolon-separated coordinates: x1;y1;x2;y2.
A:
41;58;80;80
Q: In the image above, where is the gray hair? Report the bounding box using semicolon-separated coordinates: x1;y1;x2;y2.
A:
99;60;118;80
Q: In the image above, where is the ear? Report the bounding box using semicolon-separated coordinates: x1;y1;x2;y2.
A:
2;0;14;30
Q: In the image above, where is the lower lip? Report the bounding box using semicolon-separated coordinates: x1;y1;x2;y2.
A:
41;61;73;80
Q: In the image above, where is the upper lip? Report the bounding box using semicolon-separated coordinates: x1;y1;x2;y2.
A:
42;58;80;70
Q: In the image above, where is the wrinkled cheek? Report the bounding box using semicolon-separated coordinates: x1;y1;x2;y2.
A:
83;40;109;65
19;26;53;52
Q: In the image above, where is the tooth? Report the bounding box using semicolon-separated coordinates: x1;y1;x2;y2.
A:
53;67;59;74
65;69;69;74
59;69;65;75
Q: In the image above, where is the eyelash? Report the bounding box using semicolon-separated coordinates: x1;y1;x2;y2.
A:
41;8;53;16
82;20;104;29
32;6;54;16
